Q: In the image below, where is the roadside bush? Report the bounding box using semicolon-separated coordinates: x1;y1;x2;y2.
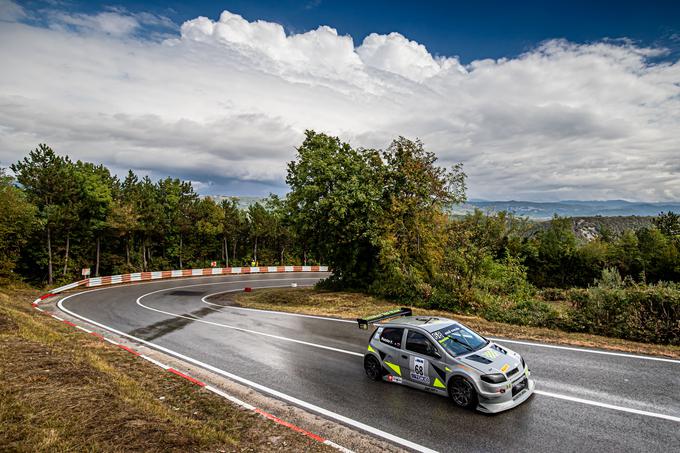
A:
479;294;564;328
566;283;680;344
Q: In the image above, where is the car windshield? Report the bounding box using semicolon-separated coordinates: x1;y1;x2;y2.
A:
431;323;488;356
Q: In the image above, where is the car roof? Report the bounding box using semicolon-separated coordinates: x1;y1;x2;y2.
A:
381;316;458;333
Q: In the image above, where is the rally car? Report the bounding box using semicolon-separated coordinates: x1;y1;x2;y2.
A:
358;308;534;413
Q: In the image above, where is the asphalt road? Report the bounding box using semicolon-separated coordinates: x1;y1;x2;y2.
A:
57;272;680;453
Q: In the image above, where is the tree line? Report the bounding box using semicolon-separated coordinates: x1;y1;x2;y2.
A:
2;133;679;343
2;145;309;286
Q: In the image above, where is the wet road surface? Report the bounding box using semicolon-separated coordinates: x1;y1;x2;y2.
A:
58;273;680;452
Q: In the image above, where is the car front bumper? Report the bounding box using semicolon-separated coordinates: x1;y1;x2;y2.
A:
477;377;535;413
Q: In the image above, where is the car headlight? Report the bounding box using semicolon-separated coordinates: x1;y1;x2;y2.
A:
481;373;507;384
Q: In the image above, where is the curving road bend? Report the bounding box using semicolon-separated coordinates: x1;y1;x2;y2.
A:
56;272;680;453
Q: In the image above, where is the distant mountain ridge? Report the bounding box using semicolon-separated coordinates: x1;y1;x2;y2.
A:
212;196;680;219
453;200;680;219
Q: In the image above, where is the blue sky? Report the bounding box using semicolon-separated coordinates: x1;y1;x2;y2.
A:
2;1;680;200
26;0;680;62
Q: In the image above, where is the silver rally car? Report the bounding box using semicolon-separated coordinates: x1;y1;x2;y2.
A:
359;308;535;413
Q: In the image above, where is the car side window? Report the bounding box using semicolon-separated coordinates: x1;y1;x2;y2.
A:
379;327;404;348
406;330;439;358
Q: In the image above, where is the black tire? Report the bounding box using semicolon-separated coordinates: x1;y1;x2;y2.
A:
448;376;478;409
364;355;382;381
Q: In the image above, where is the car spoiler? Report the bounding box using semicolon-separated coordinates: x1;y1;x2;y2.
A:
357;307;412;330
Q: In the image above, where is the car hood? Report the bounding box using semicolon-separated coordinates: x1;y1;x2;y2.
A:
458;343;523;376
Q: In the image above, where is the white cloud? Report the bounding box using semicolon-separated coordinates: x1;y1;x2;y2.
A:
357;32;465;81
0;0;25;22
0;5;679;200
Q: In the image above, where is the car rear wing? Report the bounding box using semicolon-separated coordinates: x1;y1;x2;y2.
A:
357;307;412;330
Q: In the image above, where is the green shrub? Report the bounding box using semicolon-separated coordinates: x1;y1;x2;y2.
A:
479;294;563;328
565;283;680;344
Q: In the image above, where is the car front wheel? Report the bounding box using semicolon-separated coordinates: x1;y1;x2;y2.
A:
364;355;382;381
448;376;478;409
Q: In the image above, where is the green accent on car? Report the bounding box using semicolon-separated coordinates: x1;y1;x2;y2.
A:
433;377;446;389
368;345;376;353
364;308;404;321
384;361;402;376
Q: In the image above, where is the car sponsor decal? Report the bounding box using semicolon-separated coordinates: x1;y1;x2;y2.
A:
410;356;430;384
384;360;402;376
501;363;510;373
410;373;431;384
483;349;500;360
386;375;403;384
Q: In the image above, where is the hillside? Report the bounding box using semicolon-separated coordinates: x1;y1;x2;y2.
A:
529;216;655;241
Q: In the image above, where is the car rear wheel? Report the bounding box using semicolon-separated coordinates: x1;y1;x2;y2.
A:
364;355;382;381
448;376;478;409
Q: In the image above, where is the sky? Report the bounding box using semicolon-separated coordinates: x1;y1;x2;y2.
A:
1;1;679;200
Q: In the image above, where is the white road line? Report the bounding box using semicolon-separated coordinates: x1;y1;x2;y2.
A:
136;293;363;358
75;325;92;333
488;338;680;364
200;289;355;323
324;440;355;453
204;385;256;411
56;274;680;443
56;293;438;453
200;291;679;364
140;354;170;370
534;390;680;423
49;271;678;363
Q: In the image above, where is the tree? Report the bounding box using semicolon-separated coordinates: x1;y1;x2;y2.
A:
286;131;384;287
374;137;466;298
220;198;242;267
193;197;224;266
11;144;72;284
0;169;37;282
654;211;680;238
524;216;577;287
74;161;114;277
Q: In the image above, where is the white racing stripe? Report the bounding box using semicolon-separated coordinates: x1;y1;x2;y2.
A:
534;390;680;423
56;292;438;453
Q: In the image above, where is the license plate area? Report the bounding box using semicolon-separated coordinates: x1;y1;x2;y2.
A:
512;378;527;397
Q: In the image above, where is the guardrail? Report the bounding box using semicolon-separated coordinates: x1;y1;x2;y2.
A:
45;265;329;296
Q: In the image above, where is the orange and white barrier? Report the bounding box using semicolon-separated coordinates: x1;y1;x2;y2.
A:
49;265;329;294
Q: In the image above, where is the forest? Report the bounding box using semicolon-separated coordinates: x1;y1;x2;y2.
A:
2;132;679;344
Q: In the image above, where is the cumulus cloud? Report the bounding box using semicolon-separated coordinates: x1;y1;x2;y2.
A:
0;0;25;21
0;4;679;200
357;32;466;81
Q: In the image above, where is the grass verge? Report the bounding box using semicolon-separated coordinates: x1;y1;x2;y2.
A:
229;288;680;359
0;284;330;452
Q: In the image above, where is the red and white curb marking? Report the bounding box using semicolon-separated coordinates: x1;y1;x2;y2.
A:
31;295;353;453
48;266;329;293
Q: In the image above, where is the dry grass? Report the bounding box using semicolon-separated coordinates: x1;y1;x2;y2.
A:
229;288;680;359
0;284;330;452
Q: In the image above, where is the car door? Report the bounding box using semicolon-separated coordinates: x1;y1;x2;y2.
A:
376;326;409;381
404;329;448;390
